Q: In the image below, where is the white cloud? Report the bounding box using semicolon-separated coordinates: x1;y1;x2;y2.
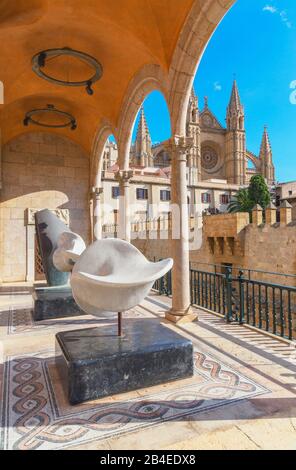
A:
263;4;292;28
214;81;222;92
263;5;277;14
280;10;292;28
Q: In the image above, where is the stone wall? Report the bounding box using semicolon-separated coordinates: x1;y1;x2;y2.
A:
190;212;296;286
0;132;90;282
133;211;296;287
133;239;170;261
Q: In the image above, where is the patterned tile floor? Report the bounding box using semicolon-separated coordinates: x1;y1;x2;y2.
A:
0;284;296;450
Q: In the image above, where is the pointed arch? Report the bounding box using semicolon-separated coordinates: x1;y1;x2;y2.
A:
116;63;169;169
168;0;235;136
90;121;119;188
131;91;171;168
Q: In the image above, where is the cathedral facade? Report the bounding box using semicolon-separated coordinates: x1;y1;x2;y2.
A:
101;81;276;225
127;80;275;186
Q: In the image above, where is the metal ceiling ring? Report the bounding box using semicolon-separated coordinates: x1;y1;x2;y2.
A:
23;104;77;130
32;47;103;95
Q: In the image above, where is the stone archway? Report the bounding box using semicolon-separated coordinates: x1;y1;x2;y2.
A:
117;63;169;169
90;121;118;188
168;0;235;136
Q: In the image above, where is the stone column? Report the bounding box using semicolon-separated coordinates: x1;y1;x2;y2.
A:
0;127;2;186
26;224;35;282
0;128;3;284
280;200;292;225
165;136;197;324
150;184;159;219
89;191;94;243
115;169;133;242
92;187;103;240
252;204;263;226
265;202;277;225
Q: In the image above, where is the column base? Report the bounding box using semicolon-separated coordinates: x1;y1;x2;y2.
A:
165;306;198;324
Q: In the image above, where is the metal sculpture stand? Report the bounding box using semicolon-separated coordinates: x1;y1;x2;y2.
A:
118;312;122;337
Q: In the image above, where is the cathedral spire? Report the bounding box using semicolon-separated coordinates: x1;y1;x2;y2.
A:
225;79;246;185
260;126;272;158
228;80;242;111
190;86;196;98
134;105;153;167
259;126;275;185
136;106;149;141
226;79;244;131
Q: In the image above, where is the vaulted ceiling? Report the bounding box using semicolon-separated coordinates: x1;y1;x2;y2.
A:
0;0;232;153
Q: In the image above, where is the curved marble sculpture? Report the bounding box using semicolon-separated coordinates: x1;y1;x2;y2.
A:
53;231;86;272
35;209;72;286
71;238;173;316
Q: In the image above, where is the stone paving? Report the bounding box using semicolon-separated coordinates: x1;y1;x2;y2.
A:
0;284;296;450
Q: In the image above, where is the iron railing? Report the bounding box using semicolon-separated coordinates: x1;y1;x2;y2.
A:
153;269;172;296
153;266;296;341
190;261;296;284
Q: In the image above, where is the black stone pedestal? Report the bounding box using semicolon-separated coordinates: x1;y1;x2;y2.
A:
55;319;194;405
33;285;83;321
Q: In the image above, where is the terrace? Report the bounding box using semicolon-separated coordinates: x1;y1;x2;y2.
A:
1;284;296;450
1;0;295;452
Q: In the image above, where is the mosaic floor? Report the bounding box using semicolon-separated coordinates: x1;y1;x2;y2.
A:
0;286;296;450
1;346;269;450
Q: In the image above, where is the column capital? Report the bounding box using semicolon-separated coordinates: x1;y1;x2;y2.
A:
115;169;134;184
91;186;103;199
164;136;194;161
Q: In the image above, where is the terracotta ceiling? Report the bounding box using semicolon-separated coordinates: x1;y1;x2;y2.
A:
0;0;195;153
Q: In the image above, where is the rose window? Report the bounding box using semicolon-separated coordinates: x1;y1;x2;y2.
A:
201;147;218;170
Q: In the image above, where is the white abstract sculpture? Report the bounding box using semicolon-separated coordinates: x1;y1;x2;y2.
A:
71;238;173;335
53;231;86;272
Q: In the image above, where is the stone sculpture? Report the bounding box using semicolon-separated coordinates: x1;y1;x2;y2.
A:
33;209;84;320
71;238;173;334
55;238;194;406
53;231;86;272
35;208;71;286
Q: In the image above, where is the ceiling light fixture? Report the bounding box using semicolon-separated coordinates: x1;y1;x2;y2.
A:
32;47;103;95
23;104;77;130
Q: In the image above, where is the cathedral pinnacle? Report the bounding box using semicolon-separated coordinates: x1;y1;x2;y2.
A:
260;126;272;158
228;79;242;111
259;125;275;184
134;105;153;167
226;79;244;131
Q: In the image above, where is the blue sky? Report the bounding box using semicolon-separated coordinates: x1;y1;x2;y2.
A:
131;0;296;183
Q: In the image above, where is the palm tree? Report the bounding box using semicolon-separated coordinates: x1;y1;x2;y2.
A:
228;188;252;213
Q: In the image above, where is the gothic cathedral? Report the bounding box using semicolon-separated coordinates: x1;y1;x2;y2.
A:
106;80;276;187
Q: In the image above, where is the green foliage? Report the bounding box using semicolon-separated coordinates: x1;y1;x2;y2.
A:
248;175;270;209
228;175;270;213
228;188;252;213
